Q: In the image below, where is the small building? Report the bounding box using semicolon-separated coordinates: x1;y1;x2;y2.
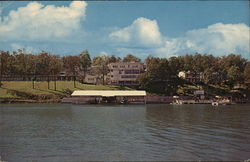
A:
71;90;146;104
178;71;202;83
84;74;102;85
194;90;205;100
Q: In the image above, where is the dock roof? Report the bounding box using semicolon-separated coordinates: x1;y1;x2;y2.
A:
71;90;146;97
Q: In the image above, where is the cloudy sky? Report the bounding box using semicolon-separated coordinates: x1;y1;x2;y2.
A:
0;1;249;59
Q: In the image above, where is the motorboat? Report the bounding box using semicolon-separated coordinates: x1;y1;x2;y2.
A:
211;102;219;106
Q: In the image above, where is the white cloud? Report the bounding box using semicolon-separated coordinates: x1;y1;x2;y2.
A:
109;19;250;59
183;23;250;57
109;17;164;47
99;51;109;56
11;43;37;53
0;1;87;41
10;43;22;50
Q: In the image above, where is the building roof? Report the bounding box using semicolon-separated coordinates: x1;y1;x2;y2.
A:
71;90;146;97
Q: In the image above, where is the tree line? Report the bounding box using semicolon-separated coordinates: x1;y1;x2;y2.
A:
0;50;140;76
0;50;141;86
139;53;250;95
0;49;249;94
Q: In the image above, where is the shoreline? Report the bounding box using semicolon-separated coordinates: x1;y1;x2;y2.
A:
0;98;61;103
1;97;249;104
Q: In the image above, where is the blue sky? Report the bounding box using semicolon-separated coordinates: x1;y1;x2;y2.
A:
0;1;249;59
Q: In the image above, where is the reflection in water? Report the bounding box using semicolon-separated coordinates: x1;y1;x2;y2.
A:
0;103;250;161
145;104;250;160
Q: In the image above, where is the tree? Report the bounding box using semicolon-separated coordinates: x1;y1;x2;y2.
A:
0;51;11;75
123;54;141;62
0;51;4;87
203;68;215;85
12;52;27;75
36;52;52;75
63;56;81;75
244;62;250;81
79;50;91;83
168;56;181;76
138;57;176;95
227;65;242;88
221;54;247;72
49;55;63;75
179;54;194;71
108;55;121;63
25;54;38;75
92;55;109;85
192;53;215;72
192;53;203;72
63;55;81;88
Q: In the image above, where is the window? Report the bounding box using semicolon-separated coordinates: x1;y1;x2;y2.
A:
121;75;137;78
124;70;140;74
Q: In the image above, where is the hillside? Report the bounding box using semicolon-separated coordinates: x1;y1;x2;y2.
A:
0;81;132;103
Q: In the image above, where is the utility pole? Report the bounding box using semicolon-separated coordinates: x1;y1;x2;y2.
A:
47;76;50;89
32;76;35;89
33;60;37;90
74;72;76;88
0;53;2;88
102;64;105;85
54;75;57;91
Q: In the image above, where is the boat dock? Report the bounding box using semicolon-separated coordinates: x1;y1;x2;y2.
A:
61;90;236;105
176;99;212;104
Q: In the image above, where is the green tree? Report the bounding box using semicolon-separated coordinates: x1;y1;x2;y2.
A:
221;54;247;72
79;50;91;83
168;56;181;76
138;57;176;95
49;55;63;75
203;68;215;85
179;54;194;71
92;55;109;85
244;62;250;81
36;52;52;75
24;54;35;75
108;55;121;63
227;65;242;88
12;52;27;75
0;51;11;75
192;53;215;72
123;54;141;62
63;55;81;75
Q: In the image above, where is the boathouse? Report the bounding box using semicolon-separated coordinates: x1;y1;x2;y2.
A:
70;90;147;104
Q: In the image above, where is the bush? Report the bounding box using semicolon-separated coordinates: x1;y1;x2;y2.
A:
62;88;73;96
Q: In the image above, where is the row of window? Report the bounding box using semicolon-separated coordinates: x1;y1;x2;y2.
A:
121;75;137;78
110;69;142;74
112;65;140;68
124;70;140;74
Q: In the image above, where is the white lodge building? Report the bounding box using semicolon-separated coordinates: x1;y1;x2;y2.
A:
107;62;145;86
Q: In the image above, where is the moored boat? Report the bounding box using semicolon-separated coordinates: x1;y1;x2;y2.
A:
212;102;219;106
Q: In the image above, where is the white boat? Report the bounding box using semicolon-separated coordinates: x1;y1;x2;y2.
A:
212;102;219;106
171;99;183;105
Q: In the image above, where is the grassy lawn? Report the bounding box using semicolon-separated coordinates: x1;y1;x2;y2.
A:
0;81;132;99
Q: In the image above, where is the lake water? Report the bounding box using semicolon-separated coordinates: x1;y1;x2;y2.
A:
0;103;250;161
